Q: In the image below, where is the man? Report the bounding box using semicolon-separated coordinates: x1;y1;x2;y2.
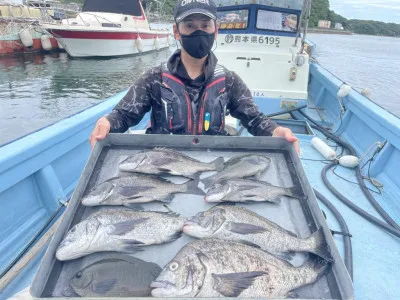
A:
89;0;299;154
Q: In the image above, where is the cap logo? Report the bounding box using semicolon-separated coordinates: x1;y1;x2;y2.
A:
181;0;210;7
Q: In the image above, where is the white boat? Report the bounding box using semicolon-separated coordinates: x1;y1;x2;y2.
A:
41;0;172;57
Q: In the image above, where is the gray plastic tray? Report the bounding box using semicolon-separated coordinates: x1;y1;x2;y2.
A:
30;134;353;299
272;119;314;136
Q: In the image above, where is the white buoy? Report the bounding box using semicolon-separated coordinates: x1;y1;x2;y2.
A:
41;35;52;51
361;88;372;99
154;37;160;50
167;35;172;46
339;155;360;168
337;84;351;98
19;28;33;48
136;36;143;52
311;137;337;160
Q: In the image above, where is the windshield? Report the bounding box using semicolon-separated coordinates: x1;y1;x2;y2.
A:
217;9;249;29
256;10;298;32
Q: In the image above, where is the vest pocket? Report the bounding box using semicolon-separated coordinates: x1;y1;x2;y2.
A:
210;92;228;133
159;86;187;133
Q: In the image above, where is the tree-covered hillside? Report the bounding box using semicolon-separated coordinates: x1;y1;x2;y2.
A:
309;0;400;36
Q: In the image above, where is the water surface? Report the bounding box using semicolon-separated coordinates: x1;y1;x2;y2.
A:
1;34;399;146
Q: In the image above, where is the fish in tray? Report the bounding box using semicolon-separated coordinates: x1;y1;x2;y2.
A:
150;239;330;298
69;254;162;297
201;154;272;188
56;208;185;261
183;205;333;262
118;147;225;178
81;175;204;206
204;178;301;203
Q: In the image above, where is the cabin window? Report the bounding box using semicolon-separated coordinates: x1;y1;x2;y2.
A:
256;10;298;32
217;9;249;29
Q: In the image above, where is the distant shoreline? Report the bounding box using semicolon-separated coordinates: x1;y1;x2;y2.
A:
306;28;353;35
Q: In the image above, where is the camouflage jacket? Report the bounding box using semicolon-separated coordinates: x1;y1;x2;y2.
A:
106;50;278;136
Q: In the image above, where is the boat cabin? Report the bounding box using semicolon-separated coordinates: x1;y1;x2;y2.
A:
214;0;309;113
58;0;150;31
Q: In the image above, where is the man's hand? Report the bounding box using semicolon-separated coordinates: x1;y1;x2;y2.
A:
89;117;111;149
273;126;300;155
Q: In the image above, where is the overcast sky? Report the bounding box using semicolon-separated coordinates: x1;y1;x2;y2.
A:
330;0;400;23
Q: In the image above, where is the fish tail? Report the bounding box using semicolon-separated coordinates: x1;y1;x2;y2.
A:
304;227;334;262
167;231;183;242
302;253;332;280
284;186;305;200
183;178;205;196
209;157;225;171
201;175;218;189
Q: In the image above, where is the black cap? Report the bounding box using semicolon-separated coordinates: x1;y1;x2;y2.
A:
174;0;217;23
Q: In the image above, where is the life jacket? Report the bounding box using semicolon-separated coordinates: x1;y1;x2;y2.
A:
148;62;228;135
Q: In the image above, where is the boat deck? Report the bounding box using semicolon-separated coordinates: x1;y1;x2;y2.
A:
297;110;399;300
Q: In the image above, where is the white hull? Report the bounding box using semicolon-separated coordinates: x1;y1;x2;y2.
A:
57;36;169;57
41;11;171;57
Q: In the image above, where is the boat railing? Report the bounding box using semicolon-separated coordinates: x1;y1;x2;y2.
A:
40;8;128;29
0;1;42;23
23;0;80;24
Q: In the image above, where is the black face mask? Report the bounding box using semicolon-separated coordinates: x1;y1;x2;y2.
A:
179;29;215;59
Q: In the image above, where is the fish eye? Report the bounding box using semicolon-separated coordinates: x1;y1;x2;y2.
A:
169;262;179;271
75;271;82;278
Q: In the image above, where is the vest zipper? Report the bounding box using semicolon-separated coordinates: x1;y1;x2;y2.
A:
184;91;193;133
198;92;208;134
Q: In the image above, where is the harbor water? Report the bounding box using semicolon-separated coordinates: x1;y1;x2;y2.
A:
1;34;400;146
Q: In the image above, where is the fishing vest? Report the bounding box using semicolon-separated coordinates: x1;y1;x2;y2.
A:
148;63;228;135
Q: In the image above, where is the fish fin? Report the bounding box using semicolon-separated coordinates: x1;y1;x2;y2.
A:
284;186;306;200
121;240;146;252
212;202;236;208
157;167;174;174
227;222;268;235
153;146;168;151
92;278;117;294
254;171;262;180
122;203;145;211
110;218;149;235
302;253;331;280
236;185;258;192
162;205;180;216
167;231;183;242
236;240;262;249
212;271;268;297
181;172;199;180
287;291;300;298
304;227;334;262
150;156;178;166
183;178;204;195
261;219;297;237
116;186;153;197
159;194;174;203
201;175;218;189
275;251;296;262
102;176;121;183
210;157;225;171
